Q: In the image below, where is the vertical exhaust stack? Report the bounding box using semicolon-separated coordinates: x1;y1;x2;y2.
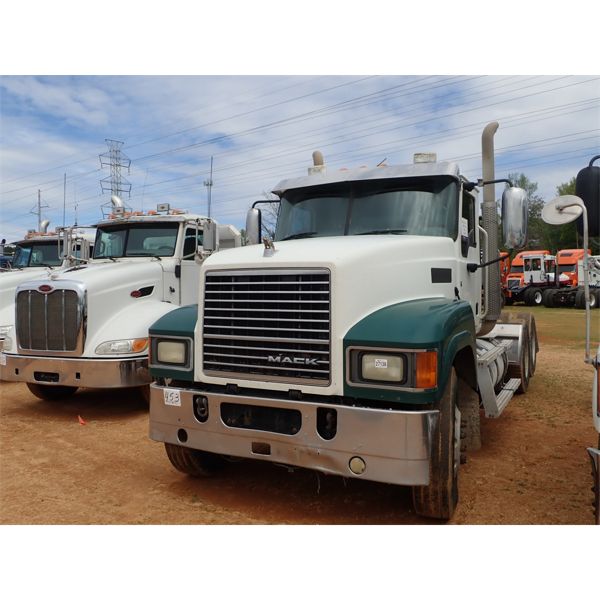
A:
40;220;50;233
481;122;502;329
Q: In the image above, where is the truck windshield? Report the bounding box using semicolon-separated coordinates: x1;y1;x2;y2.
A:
275;176;459;241
12;241;62;268
94;223;179;258
509;265;523;273
558;264;576;274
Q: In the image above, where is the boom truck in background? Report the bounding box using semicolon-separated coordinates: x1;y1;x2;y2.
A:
0;223;95;349
0;199;241;401
541;154;600;524
147;121;539;520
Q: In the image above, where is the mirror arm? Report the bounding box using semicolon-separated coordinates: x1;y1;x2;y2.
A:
467;254;505;273
589;155;600;167
252;199;281;208
477;178;514;187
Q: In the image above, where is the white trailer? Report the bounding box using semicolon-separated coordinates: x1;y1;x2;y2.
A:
146;122;538;520
0;201;241;401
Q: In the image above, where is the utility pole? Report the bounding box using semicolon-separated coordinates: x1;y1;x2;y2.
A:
99;139;132;198
204;156;214;218
63;173;67;227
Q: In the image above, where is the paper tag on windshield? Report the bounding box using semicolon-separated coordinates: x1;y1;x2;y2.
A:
163;388;181;407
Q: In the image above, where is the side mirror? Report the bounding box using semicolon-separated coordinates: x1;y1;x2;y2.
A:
575;159;599;237
245;208;262;245
202;220;218;253
501;186;528;249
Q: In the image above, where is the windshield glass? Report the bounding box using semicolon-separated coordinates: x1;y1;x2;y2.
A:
509;265;523;273
275;176;459;241
94;223;179;258
12;241;61;268
558;263;576;274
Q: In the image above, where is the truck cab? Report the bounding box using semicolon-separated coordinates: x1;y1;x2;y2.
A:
557;248;590;287
0;227;95;348
147;124;537;521
0;205;241;401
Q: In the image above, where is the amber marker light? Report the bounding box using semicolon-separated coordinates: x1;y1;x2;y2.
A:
416;350;438;389
132;338;149;353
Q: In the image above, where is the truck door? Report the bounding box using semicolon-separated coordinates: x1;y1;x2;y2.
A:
179;225;203;306
459;189;481;323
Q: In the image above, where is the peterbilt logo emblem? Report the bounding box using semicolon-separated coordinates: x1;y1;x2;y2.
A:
268;355;320;366
38;284;54;293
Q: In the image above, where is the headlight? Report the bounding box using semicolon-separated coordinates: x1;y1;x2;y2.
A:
95;338;148;355
361;353;404;382
149;336;192;370
347;347;437;390
156;340;187;364
0;326;13;351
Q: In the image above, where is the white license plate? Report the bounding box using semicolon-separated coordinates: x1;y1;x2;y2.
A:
163;388;181;407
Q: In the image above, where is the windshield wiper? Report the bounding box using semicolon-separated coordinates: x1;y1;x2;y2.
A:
356;228;408;235
280;231;318;241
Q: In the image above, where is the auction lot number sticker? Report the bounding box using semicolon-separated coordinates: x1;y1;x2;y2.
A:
163;388;181;406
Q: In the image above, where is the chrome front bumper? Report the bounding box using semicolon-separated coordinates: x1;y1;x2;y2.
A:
0;352;149;387
149;384;439;486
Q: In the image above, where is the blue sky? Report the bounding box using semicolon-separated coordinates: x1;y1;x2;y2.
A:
1;73;598;242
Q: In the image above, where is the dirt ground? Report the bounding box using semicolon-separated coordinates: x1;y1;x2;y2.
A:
1;307;598;525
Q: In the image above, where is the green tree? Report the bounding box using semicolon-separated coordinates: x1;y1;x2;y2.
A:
539;177;578;252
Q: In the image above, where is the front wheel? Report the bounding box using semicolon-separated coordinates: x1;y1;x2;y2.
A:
412;368;459;520
164;443;225;477
26;383;78;401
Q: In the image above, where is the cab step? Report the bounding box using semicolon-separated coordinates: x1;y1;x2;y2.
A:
484;378;520;418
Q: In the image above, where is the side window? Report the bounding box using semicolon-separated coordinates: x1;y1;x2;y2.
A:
461;191;476;256
182;227;203;260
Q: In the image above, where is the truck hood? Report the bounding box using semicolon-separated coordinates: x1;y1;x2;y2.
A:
11;260;167;354
202;235;459;338
0;268;55;327
36;259;165;296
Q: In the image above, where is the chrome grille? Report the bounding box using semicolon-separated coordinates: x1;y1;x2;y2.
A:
16;286;84;354
203;269;330;384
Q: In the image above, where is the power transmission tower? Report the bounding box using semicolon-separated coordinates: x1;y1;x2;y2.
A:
99;139;132;198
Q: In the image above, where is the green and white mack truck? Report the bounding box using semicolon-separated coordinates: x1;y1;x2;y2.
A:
146;122;538;520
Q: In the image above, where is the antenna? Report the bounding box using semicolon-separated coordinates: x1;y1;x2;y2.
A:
204;156;214;218
30;189;49;231
100;139;132;198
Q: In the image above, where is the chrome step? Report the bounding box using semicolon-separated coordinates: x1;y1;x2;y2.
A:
483;378;520;418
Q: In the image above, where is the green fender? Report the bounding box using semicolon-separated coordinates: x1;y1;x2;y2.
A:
343;298;476;405
149;304;198;381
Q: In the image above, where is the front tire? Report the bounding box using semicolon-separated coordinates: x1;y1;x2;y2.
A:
26;383;78;401
412;368;459;520
164;443;224;477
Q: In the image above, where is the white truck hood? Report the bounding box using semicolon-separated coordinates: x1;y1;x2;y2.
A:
0;268;56;329
199;235;459;393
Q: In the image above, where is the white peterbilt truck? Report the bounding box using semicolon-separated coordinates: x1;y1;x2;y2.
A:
0;201;241;401
0;223;95;349
146;122;539;521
